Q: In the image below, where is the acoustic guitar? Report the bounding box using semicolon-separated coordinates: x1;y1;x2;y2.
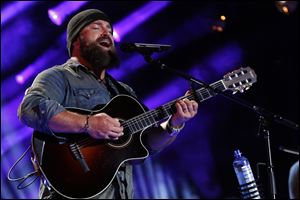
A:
32;67;257;198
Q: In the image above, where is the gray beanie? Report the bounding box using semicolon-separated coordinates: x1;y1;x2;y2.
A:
66;9;113;56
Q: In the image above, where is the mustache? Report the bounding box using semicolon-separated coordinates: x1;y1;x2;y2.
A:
96;35;113;46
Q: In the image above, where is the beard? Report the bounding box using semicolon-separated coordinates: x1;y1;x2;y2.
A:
79;36;120;72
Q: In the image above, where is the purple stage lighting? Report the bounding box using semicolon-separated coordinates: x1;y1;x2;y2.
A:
15;65;35;84
48;9;62;26
15;75;24;84
14;44;65;85
48;1;88;26
143;79;184;109
113;1;171;41
1;1;37;26
113;30;121;42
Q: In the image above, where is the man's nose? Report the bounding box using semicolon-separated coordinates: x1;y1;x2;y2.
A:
100;28;110;37
100;32;108;37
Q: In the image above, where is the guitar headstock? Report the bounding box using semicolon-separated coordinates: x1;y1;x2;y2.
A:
223;67;257;94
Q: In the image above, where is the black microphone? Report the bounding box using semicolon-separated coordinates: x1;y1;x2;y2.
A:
120;42;171;54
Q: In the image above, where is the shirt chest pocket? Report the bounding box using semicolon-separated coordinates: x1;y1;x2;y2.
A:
73;88;110;109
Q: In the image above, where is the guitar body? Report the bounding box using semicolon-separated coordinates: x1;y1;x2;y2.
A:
32;95;149;199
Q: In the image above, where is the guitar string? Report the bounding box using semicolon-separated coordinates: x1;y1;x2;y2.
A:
76;82;224;147
122;81;220;128
76;99;180;147
76;98;181;147
69;76;249;147
69;74;252;147
77;82;223;146
121;81;222;130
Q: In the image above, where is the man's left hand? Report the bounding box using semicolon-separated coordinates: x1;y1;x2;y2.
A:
170;94;198;127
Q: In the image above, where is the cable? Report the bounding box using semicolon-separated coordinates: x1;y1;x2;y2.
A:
7;144;40;189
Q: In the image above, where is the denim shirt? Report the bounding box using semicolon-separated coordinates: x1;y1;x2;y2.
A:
18;58;137;199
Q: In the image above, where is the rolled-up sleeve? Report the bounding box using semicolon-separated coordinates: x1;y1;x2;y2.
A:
18;67;67;135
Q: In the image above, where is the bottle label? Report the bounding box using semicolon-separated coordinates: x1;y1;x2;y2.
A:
234;164;255;185
234;162;261;198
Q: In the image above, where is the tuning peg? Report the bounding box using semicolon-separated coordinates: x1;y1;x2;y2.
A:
240;89;244;93
245;86;250;90
232;91;238;95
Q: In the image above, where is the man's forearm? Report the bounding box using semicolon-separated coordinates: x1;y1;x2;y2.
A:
48;111;87;134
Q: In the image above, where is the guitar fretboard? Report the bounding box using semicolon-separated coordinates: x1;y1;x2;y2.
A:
122;80;226;135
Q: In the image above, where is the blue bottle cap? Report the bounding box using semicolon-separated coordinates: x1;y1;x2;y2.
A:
234;149;242;157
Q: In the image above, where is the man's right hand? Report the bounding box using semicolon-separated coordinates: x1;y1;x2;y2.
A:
87;113;124;140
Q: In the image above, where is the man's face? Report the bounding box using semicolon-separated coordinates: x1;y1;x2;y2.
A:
77;19;119;70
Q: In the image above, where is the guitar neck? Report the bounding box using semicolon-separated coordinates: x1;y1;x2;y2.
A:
123;80;226;134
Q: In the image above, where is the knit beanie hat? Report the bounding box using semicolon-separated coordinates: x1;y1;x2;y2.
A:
66;9;113;56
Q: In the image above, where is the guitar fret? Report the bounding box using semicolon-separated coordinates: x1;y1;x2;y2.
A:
207;89;215;97
129;124;135;133
197;90;204;101
125;126;133;135
140;117;148;127
137;119;143;130
201;89;210;100
145;116;151;126
149;113;157;125
132;122;139;133
165;104;173;117
141;111;155;127
159;106;169;120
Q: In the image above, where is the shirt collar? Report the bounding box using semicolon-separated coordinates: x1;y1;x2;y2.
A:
67;57;106;80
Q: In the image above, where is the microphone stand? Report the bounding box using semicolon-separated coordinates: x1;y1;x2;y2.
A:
141;52;299;199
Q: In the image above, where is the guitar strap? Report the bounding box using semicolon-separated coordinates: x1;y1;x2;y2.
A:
105;73;149;112
105;73;136;98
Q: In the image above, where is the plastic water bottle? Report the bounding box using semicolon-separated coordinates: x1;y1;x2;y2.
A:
233;149;261;199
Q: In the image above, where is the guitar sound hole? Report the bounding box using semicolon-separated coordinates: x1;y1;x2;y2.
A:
108;118;132;148
108;134;132;148
108;132;132;148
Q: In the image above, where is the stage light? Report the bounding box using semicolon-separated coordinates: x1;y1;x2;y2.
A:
275;1;298;15
220;15;226;21
212;25;223;32
48;1;88;26
48;9;62;26
211;15;226;32
113;30;121;42
15;65;35;85
15;75;25;84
